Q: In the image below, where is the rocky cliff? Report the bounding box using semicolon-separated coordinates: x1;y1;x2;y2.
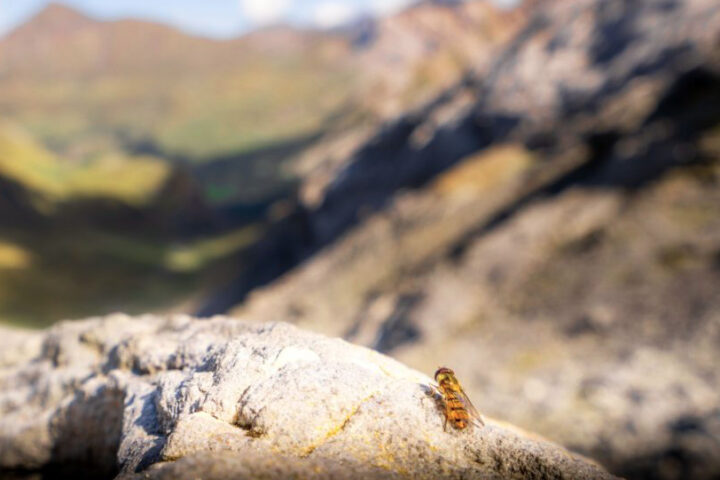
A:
0;315;614;479
198;0;720;478
3;1;719;479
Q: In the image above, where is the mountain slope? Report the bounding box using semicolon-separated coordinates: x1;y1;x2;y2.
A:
354;0;526;117
0;1;525;326
0;1;522;208
207;0;720;478
0;3;354;163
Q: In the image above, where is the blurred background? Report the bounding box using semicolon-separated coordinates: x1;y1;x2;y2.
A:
1;0;719;478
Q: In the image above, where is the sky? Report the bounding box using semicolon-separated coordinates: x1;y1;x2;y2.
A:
0;0;520;38
0;0;421;38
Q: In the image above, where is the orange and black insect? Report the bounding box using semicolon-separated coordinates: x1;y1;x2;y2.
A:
433;367;485;431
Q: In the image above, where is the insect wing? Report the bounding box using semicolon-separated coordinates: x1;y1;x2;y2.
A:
456;383;485;427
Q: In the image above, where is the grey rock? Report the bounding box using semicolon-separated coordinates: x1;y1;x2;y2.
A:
0;325;43;368
0;314;615;479
212;0;720;477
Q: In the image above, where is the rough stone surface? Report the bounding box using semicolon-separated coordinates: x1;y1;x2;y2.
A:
0;325;43;368
0;314;615;479
211;0;720;478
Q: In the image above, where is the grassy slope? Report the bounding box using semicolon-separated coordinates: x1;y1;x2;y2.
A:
0;7;355;163
0;7;354;326
0;64;353;162
0;2;518;327
0;121;263;327
0;225;260;328
0;121;169;206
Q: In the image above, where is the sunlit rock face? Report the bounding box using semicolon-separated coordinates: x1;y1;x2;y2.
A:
217;1;720;479
0;315;614;479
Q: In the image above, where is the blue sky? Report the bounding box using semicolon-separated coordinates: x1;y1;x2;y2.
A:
0;0;520;38
0;0;424;38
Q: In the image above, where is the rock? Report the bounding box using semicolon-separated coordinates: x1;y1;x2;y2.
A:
0;324;43;368
200;0;720;316
0;314;615;479
206;0;720;477
354;0;525;118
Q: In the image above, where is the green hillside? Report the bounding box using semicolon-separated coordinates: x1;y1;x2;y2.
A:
0;5;356;164
0;121;169;206
0;1;516;327
0;119;263;327
0;5;356;326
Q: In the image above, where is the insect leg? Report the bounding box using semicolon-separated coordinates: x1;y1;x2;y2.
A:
428;384;444;402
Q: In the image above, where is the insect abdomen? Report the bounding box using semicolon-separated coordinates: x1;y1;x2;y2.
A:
442;385;470;429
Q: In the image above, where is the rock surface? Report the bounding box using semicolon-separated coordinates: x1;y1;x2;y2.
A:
0;314;615;479
202;1;720;478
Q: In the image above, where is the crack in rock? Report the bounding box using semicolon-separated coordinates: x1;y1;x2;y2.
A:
301;391;379;457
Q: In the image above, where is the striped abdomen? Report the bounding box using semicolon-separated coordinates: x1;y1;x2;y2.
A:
440;382;470;429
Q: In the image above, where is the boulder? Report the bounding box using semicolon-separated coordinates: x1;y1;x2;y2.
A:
0;314;615;479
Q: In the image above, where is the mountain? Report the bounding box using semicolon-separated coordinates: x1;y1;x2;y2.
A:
3;0;720;477
287;0;527;214
354;0;526;117
0;1;525;326
0;1;523;206
0;3;353;167
192;0;720;478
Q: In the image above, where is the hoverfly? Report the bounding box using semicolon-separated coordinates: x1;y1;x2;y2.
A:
433;367;485;431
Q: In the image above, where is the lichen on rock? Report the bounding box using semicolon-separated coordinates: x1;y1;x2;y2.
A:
0;314;616;479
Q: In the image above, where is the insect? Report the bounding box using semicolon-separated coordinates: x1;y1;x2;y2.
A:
433;367;485;431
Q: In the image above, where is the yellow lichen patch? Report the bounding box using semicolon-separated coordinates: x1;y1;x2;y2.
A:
432;144;535;199
301;392;378;457
0;241;32;270
371;432;404;473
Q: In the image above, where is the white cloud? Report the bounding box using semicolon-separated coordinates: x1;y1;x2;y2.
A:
368;0;415;17
369;0;522;16
240;0;292;26
313;2;358;29
239;0;520;31
491;0;521;8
